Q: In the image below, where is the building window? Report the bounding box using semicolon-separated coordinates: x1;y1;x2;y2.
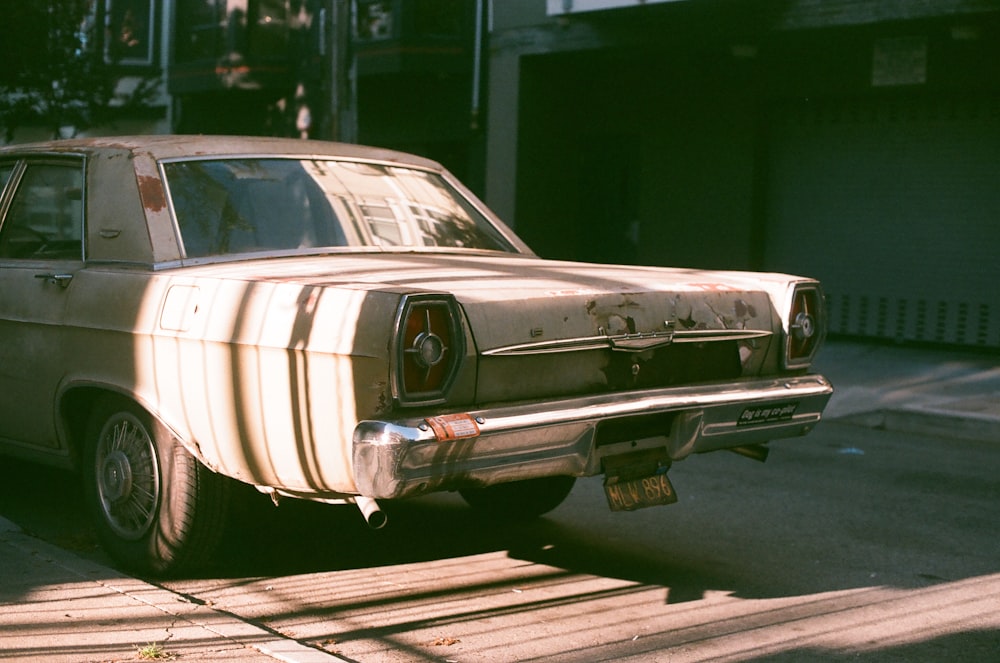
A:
106;0;156;65
414;0;464;37
355;0;395;41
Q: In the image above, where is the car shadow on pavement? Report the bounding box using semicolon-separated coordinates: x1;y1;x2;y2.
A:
3;451;996;611
212;484;735;605
5;459;998;663
0;455;727;603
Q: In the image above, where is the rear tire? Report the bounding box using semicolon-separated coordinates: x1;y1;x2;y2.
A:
459;476;576;520
81;396;230;576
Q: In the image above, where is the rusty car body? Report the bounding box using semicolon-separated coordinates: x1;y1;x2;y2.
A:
0;136;832;574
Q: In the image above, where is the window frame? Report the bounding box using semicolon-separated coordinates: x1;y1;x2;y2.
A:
103;0;158;67
0;157;87;263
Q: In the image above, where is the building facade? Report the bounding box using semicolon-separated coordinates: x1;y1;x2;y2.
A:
167;0;483;186
7;1;998;349
484;0;1000;349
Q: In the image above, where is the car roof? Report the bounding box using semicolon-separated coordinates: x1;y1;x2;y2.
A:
0;135;507;266
0;135;444;170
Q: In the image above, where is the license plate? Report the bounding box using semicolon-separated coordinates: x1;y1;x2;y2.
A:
604;472;677;512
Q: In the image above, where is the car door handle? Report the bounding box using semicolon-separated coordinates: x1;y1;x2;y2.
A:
34;273;74;288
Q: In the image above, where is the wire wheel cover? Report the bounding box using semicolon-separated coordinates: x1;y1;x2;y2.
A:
95;412;160;541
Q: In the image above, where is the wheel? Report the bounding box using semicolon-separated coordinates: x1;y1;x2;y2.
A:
459;476;576;520
81;396;230;576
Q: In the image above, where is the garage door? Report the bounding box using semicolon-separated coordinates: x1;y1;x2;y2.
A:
764;93;1000;349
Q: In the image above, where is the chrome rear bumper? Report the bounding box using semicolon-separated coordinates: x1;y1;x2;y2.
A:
352;374;833;500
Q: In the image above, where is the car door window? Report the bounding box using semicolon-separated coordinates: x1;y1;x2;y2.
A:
0;162;84;260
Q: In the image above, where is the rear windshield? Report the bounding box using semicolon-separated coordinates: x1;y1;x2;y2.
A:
162;158;515;258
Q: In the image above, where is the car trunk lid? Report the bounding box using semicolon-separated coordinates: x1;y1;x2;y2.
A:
178;252;783;402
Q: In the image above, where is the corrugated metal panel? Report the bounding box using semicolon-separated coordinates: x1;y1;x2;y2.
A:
764;94;1000;348
826;294;998;346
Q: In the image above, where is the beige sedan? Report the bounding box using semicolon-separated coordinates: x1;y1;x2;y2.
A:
0;136;832;575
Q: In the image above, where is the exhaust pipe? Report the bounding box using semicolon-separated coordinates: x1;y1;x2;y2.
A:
355;495;387;529
729;444;770;463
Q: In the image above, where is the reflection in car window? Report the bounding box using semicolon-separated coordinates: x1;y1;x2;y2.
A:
0;162;84;260
163;158;515;258
0;163;13;193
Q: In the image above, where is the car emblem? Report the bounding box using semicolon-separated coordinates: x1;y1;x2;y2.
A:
606;320;677;352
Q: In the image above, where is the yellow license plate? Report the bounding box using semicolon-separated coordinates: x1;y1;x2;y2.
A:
604;472;677;512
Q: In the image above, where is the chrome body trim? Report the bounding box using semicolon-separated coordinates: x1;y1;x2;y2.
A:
353;373;832;500
481;327;774;356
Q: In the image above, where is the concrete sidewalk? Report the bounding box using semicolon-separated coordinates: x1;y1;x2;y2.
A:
0;516;346;663
815;339;1000;442
1;339;997;662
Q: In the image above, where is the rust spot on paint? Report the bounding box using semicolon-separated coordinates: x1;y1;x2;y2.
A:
136;173;167;213
375;385;391;414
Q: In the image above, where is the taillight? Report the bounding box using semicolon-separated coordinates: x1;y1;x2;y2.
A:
393;295;464;405
785;283;825;369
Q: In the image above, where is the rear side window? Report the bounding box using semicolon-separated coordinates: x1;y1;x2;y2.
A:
0;161;84;260
163;157;515;258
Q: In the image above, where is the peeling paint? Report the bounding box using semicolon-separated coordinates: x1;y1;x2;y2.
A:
374;383;391;415
687;283;741;292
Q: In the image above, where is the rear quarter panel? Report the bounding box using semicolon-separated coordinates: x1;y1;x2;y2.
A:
61;267;401;495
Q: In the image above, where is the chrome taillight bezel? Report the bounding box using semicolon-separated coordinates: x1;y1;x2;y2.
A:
783;282;826;370
391;294;465;406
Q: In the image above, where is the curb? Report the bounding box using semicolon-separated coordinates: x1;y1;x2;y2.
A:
835;406;1000;443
